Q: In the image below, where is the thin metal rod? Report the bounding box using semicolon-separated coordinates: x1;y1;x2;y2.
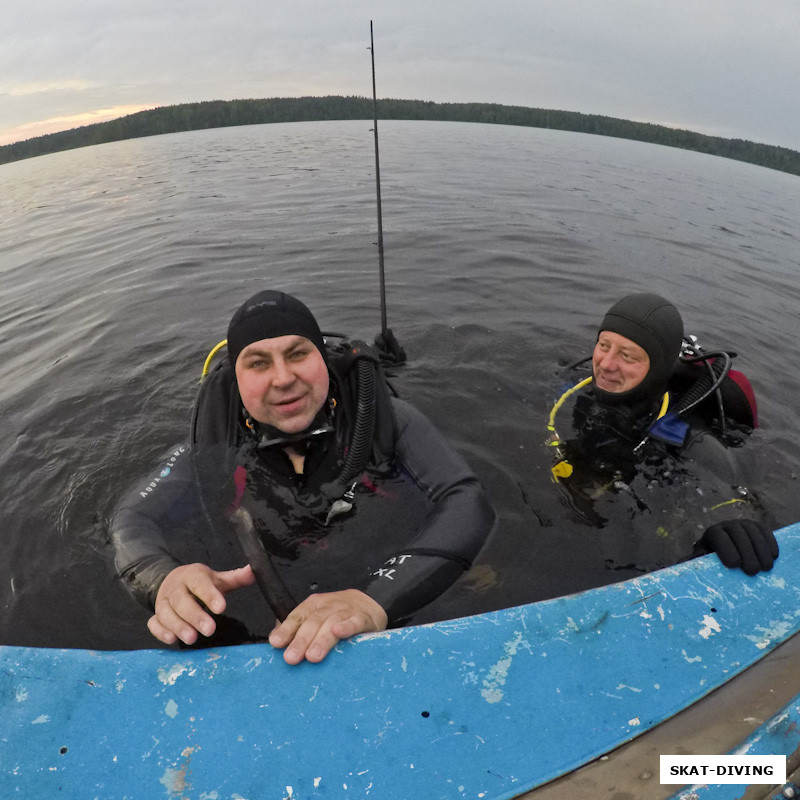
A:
370;20;388;335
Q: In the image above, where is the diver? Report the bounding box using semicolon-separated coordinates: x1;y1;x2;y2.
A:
547;292;778;576
111;290;496;664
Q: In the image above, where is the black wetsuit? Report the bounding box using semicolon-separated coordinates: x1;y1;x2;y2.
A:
111;357;496;637
554;384;765;575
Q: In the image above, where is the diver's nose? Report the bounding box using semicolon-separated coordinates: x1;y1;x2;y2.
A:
271;356;295;386
596;349;618;371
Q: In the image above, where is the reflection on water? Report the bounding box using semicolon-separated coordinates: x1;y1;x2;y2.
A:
1;120;799;648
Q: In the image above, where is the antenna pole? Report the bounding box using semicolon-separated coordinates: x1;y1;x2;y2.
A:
370;21;388;335
369;22;406;364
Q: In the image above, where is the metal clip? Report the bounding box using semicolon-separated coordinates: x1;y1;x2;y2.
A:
324;482;358;526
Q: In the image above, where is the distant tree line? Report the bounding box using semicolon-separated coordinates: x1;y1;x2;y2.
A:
1;95;799;177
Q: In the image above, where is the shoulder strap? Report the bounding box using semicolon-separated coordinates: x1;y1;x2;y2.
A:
190;360;242;453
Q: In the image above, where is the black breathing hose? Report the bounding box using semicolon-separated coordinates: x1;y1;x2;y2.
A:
337;358;377;486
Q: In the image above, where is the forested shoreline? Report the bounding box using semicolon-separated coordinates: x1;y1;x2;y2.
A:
2;95;799;177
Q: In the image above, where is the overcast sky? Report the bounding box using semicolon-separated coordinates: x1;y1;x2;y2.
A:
2;1;798;150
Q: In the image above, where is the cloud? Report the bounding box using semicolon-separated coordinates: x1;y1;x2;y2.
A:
1;0;799;150
6;80;95;98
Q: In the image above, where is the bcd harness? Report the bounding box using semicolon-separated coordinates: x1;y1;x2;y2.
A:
547;337;758;482
191;335;396;524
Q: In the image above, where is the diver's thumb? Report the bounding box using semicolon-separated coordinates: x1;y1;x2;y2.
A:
215;564;257;593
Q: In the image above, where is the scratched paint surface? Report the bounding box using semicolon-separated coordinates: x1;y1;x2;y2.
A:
2;523;800;800
665;689;800;800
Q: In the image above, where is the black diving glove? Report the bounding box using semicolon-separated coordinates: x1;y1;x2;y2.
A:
700;520;779;576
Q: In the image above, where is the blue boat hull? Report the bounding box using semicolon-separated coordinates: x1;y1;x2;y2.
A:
3;523;800;799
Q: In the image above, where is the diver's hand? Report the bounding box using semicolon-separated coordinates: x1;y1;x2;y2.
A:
701;520;779;576
148;564;256;645
269;589;388;665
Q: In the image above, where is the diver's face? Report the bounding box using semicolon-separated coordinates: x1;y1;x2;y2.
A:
592;331;650;394
235;335;329;433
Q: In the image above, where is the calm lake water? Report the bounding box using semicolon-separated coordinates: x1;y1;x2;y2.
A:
1;120;799;649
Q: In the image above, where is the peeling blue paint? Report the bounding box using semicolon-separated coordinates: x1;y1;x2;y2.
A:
2;522;800;800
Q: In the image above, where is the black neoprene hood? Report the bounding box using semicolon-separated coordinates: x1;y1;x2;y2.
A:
227;290;327;367
595;293;684;406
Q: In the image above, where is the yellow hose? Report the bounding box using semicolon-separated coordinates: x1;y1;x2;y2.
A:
547;377;593;433
201;339;228;380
